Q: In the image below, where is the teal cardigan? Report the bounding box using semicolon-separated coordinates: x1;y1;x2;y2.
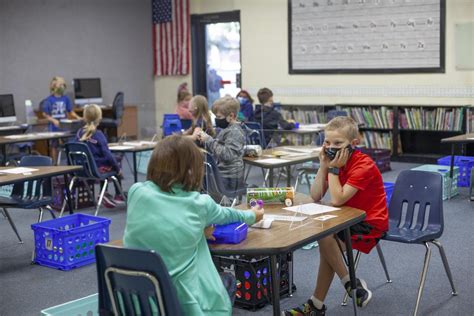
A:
123;181;256;315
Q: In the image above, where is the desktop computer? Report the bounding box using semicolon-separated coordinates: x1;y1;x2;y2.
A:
0;94;17;123
73;78;103;106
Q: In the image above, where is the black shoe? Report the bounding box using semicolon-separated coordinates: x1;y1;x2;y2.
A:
282;300;326;315
345;278;372;308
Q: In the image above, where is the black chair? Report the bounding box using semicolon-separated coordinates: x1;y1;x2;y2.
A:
203;153;246;207
95;244;182;316
60;142;125;217
100;92;124;142
384;170;457;315
0;155;55;243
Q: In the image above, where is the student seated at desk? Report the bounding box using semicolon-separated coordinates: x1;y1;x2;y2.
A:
184;95;215;139
196;96;246;191
175;90;193;120
124;135;264;315
254;87;295;145
284;117;388;316
42;76;82;162
75;104;124;208
236;89;255;122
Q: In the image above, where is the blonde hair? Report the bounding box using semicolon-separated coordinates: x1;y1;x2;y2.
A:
50;76;67;94
190;95;215;137
325;116;359;140
80;104;102;141
212;96;240;118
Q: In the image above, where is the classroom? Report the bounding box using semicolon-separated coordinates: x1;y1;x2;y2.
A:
0;0;472;315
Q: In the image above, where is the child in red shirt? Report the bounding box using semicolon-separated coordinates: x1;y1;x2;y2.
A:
285;116;388;315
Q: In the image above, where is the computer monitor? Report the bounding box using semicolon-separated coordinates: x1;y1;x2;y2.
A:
73;78;103;105
0;94;17;123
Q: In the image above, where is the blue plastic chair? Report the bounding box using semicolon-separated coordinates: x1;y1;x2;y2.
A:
243;122;267;148
95;244;183;316
0;155;55;244
203;154;247;207
162;114;182;137
60;142;125;217
384;170;457;315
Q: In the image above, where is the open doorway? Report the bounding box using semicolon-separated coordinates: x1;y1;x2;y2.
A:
191;11;241;105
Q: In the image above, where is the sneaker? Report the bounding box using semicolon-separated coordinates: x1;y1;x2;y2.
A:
113;194;126;206
101;193;117;209
345;278;372;308
282;300;326;315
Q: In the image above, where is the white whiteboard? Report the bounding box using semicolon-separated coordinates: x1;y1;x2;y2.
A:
289;0;445;73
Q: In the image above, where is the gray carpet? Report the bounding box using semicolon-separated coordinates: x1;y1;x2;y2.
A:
0;160;473;315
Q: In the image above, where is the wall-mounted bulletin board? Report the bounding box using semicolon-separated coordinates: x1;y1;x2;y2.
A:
288;0;446;74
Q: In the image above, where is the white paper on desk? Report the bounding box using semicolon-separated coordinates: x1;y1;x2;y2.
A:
284;203;340;215
253;158;290;164
4;135;28;139
123;141;156;146
0;167;38;174
467;137;474;140
109;145;135;150
280;147;320;154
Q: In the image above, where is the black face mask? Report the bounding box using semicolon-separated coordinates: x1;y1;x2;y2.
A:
325;144;354;161
215;117;229;129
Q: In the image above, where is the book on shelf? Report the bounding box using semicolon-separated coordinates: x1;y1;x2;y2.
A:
281;109;327;124
342;107;394;129
281;133;315;146
359;131;402;154
399;107;464;131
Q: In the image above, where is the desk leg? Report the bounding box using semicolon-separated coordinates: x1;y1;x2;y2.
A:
268;168;274;187
448;144;455;200
286;166;291;187
2;144;6;165
63;174;74;215
344;228;358;316
270;255;281;316
133;152;138;183
288;252;294;297
47;140;51;158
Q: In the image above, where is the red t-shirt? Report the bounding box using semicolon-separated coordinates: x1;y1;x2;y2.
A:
333;150;389;233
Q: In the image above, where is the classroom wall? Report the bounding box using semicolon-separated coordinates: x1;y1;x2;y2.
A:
154;0;473;124
0;0;156;136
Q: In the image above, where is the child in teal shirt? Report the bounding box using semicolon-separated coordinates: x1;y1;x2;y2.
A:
123;135;264;315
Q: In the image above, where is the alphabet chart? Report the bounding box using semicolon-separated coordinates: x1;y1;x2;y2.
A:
289;0;445;73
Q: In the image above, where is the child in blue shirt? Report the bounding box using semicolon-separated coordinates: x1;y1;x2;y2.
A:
236;89;255;122
42;76;81;162
75;104;124;208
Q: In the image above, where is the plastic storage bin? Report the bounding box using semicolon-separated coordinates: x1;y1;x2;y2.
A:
162;114;182;136
437;155;474;187
383;182;395;206
41;293;98;316
209;222;248;244
31;214;111;271
411;164;459;200
358;147;391;173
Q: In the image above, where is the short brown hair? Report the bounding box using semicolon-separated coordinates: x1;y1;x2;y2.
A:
211;96;240;117
177;90;192;103
325;116;359;140
147;135;204;192
257;87;273;104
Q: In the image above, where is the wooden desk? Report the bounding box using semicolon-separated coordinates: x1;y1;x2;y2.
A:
0;165;82;214
244;146;321;187
109;193;365;315
440;133;474;199
109;141;157;183
0;132;74;165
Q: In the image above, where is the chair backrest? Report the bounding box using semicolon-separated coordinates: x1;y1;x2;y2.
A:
243;122;266;148
180;119;193;130
96;245;182;316
203;154;245;198
111;92;125;121
12;155;53;198
162;114;182;137
389;170;444;238
64;142;101;179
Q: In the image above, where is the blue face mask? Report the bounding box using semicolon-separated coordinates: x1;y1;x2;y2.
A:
237;96;247;104
324;144;353;160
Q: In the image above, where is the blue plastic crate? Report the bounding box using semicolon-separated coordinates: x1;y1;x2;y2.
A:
31;214;111;271
437;156;474;187
383;182;395;206
41;293;98;316
209;222;248;244
411;165;459;200
162;114;182;136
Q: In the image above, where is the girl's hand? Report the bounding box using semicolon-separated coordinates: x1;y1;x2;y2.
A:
329;148;350;168
251;205;264;222
319;144;330;169
199;131;209;142
204;226;215;241
52;118;60;127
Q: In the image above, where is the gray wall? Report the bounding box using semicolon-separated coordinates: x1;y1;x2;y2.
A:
0;0;155;134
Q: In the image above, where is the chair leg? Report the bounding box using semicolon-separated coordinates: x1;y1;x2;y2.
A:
37;208;44;223
244;165;252;183
59;177;76;217
96;179;108;216
305;173;312;192
431;240;457;296
341;250;362;306
3;208;23;244
376;243;392;283
111;176;126;203
45;205;56;219
230;198;237;208
413;242;432;316
1;208;6;218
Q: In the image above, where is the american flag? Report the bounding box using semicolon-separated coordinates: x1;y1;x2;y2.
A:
152;0;190;76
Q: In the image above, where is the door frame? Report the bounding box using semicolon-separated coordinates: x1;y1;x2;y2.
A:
190;10;241;97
